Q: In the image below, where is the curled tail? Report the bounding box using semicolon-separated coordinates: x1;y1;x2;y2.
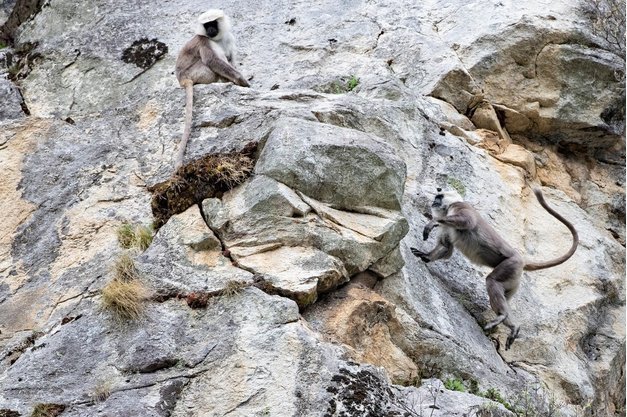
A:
524;188;579;271
175;81;194;170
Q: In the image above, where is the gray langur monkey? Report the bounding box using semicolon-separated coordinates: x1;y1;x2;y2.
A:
174;9;249;169
411;188;578;350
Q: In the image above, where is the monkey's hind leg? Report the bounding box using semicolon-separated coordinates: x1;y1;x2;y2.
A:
484;256;523;350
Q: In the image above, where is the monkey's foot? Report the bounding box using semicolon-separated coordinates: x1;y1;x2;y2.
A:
505;327;520;350
410;247;430;263
484;315;507;331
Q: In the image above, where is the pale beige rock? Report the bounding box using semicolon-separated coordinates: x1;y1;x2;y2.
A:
470;101;512;151
304;273;418;385
137;206;253;295
493;103;532;133
493;143;537;177
236;246;349;308
427;96;475;131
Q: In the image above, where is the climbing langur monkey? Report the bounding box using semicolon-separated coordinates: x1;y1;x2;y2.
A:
411;188;578;350
174;9;249;169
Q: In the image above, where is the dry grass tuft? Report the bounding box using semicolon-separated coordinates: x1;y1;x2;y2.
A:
102;254;149;322
31;403;65;417
220;280;247;297
116;223;153;251
149;142;257;229
101;279;148;322
134;225;153;251
117;223;135;248
113;253;140;282
91;380;113;403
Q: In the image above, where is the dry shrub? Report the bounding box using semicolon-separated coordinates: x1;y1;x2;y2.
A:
581;0;626;58
186;292;210;309
149;142;257;229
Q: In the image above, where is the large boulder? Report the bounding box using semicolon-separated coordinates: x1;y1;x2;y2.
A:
255;117;407;211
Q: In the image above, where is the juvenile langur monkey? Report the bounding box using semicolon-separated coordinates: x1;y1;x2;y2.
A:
411;188;578;350
174;9;249;169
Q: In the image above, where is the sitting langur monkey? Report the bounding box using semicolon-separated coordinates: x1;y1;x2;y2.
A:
174;9;250;169
411;188;578;350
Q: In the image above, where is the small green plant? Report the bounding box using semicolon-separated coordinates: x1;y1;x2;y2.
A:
117;223;153;250
508;384;564;417
31;403;65;417
482;388;514;412
117;223;135;248
346;75;360;91
444;378;465;392
468;378;480;395
0;41;7;49
322;75;360;94
447;177;466;197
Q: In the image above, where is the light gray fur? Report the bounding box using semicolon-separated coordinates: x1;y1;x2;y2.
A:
412;188;578;350
173;9;249;169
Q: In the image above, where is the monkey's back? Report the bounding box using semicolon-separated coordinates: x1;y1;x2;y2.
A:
447;204;520;268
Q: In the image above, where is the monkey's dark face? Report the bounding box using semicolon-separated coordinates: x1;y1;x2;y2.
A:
431;190;463;215
432;194;444;208
203;20;220;38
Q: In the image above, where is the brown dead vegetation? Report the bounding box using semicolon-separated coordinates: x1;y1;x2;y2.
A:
149;142;257;229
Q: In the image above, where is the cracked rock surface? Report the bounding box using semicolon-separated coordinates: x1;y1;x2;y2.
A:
0;0;624;416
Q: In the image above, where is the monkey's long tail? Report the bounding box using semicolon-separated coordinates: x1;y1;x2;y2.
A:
174;81;194;170
524;188;579;271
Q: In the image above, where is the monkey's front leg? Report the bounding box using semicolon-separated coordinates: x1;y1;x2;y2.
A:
422;219;439;241
410;238;453;263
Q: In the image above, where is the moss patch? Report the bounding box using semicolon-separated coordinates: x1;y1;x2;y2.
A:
121;38;168;69
149;142;257;229
447;177;466;197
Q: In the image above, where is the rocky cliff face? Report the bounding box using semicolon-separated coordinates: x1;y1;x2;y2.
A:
0;0;624;416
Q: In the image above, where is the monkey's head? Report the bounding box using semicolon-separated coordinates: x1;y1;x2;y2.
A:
431;187;463;215
196;9;231;40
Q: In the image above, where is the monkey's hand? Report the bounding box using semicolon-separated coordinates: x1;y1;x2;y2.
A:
410;247;430;263
422;220;439;241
